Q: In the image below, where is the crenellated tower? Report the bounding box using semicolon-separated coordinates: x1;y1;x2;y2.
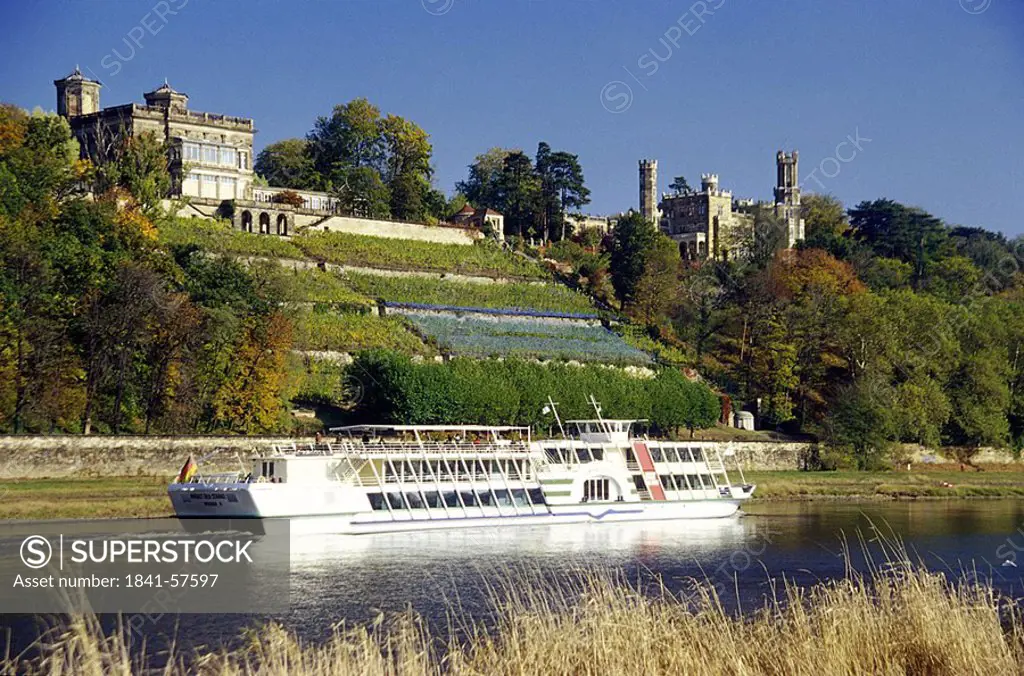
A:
639;159;659;224
773;150;804;247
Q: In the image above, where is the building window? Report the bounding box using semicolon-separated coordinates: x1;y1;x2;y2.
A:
220;147;236;166
220;176;237;198
183;142;201;162
202;145;218;163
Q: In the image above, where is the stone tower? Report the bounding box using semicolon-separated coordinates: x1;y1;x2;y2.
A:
639;159;659;224
773;150;804;247
54;67;101;118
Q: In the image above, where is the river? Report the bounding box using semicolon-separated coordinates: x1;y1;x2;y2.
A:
3;499;1024;662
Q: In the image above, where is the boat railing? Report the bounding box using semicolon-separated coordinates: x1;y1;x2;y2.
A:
286;440;534;456
184;472;242;485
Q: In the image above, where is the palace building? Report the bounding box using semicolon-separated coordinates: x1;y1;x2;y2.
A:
640;151;805;261
53;68;488;245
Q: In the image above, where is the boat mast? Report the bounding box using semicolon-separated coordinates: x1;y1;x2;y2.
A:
545;396;566;438
588;394;610;435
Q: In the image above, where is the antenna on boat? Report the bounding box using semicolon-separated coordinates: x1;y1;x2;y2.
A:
542;396;566;438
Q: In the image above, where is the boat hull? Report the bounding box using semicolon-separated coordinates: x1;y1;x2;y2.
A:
169;484;748;535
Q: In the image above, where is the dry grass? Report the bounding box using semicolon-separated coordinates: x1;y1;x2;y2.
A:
5;544;1023;676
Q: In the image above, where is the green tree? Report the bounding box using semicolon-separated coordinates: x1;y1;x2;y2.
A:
254;138;314;189
609;211;659;305
668;175;692;195
495;151;540;239
456;147;513;211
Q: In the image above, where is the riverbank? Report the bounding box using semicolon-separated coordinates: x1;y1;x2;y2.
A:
4;562;1021;674
746;465;1024;501
2;465;1023;520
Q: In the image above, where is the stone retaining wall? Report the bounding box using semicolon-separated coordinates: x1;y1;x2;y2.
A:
0;436;310;479
4;437;1008;479
0;435;817;478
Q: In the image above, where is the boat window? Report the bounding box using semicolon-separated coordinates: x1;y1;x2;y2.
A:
576;447;591;463
443;491;460;508
691;448;704;462
591;448;604;461
583;478;610;502
477;490;494;507
424;491;441;508
659;475;675;490
494;489;512;506
512;489;529;506
664;448;680;463
460;491;478;507
633;474;647;490
687;474;701;489
405;492;424;509
651;447;664;463
545;448;561;463
675;475;689;491
367;493;386;511
386;493;405;510
528;488;546;505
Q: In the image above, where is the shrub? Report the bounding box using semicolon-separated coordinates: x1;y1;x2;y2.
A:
350;350;718;428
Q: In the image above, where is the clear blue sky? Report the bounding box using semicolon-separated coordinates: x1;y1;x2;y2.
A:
2;0;1022;234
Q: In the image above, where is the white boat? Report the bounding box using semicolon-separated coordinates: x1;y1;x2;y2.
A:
168;403;755;535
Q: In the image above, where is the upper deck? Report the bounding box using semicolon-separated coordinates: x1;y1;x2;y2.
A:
564;419;645;444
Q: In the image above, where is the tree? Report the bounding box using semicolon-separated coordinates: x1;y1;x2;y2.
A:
630;234;680;325
848;199;948;289
609;211;659;305
495;151;540;239
456;148;513;211
254;138;314;189
95;131;171;220
380;114;433;221
824;373;897;469
211;312;293;433
668;175;692;195
534;142;591;242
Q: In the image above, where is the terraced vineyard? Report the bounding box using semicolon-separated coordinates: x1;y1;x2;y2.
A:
291;310;432;355
345;273;596;315
397;310;650;364
299;231;547;279
258;265;374;309
159;217;306;258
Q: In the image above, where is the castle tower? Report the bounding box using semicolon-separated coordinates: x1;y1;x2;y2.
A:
773;150;804;247
701;173;720;193
639;159;659;224
144;82;190;114
54;67;101;118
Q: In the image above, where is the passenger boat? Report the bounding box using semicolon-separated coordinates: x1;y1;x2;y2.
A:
168;402;755;534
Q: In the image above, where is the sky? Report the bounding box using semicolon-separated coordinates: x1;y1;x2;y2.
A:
2;0;1022;235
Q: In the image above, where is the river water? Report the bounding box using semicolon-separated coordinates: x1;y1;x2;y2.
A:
4;499;1024;660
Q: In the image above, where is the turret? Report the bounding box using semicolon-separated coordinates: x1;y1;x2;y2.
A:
54;67;101;118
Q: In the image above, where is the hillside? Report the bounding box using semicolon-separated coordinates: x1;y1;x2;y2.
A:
158;218;686;428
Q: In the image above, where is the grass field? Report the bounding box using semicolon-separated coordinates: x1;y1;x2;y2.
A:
745;465;1024;500
0;476;170;519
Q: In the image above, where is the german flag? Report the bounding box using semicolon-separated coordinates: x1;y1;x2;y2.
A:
176;454;198;484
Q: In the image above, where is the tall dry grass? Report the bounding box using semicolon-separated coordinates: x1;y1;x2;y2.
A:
4;553;1022;675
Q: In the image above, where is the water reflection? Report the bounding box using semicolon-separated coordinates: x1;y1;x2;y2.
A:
3;501;1024;659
